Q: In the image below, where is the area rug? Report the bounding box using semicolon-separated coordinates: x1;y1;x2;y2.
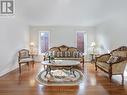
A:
36;69;83;86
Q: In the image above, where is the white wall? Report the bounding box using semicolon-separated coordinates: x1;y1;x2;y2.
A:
29;26;96;54
0;17;29;76
96;10;127;52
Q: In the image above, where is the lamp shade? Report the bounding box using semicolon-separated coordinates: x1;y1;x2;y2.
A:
30;42;35;47
91;42;96;47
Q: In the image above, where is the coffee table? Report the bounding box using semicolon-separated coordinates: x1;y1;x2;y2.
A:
41;60;80;78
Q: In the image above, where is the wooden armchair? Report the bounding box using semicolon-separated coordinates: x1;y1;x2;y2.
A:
18;49;34;74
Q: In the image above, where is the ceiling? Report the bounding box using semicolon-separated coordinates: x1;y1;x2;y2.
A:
16;0;127;26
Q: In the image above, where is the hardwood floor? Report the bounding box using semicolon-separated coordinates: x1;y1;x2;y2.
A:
0;62;127;95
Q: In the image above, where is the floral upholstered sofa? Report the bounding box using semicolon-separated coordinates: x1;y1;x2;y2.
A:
95;46;127;85
44;45;84;68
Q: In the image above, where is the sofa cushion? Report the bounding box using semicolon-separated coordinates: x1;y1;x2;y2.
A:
96;62;110;72
67;51;71;57
56;52;60;57
54;57;81;60
44;45;83;60
116;56;127;62
52;51;57;57
76;52;80;58
64;51;68;57
107;56;119;63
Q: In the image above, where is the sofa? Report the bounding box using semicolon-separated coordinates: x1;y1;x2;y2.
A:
95;46;127;85
44;45;84;69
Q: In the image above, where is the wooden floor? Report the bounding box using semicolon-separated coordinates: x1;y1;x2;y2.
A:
0;62;127;95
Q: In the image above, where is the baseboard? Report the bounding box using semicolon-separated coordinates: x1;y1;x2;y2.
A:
0;65;18;77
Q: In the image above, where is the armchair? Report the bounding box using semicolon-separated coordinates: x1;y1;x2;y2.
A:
18;49;34;74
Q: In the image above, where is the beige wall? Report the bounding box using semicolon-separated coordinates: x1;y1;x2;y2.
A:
96;11;127;52
0;18;29;76
29;26;96;54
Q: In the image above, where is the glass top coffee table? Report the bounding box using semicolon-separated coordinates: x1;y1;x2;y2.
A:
41;60;80;78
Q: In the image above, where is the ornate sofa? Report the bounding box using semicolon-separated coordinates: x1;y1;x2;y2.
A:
44;45;84;68
95;46;127;85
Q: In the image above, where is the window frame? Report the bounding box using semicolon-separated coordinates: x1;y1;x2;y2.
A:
38;31;50;55
76;31;87;55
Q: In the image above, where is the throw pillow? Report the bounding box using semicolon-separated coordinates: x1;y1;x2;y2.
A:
65;51;68;57
76;52;79;58
73;51;76;58
107;56;119;64
52;51;56;57
67;51;71;57
56;52;60;57
117;56;127;62
60;52;63;57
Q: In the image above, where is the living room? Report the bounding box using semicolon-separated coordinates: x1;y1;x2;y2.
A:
0;0;127;95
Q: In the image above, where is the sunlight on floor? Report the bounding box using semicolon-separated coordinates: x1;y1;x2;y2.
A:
29;79;35;87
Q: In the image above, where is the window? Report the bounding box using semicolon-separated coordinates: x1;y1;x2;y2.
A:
39;31;50;54
76;31;87;54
